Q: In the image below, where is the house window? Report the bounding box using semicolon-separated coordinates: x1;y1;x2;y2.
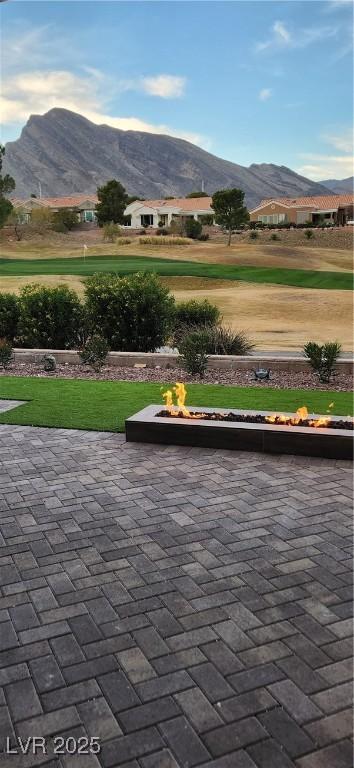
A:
258;213;286;224
141;214;154;226
84;210;95;222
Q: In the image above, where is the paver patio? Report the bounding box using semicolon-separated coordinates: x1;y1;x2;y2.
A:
0;424;352;768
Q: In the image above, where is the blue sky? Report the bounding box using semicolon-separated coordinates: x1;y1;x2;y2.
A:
1;0;353;180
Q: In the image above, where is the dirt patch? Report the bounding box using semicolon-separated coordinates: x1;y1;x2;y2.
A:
168;280;353;351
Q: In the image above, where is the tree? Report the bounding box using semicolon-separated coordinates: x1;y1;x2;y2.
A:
30;207;53;233
186;191;209;198
0;145;15;228
6;207;27;240
95;180;128;226
52;208;78;232
212;188;249;246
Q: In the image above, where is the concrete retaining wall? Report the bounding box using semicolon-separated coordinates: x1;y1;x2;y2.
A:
13;349;353;374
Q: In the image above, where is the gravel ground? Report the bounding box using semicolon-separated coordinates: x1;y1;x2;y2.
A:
1;362;352;391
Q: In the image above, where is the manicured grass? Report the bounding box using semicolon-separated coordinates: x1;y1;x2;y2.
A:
0;377;351;433
0;256;352;289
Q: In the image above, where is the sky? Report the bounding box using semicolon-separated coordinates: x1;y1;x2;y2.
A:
1;0;353;180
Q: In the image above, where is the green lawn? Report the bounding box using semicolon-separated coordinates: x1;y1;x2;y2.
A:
0;377;351;432
0;256;352;290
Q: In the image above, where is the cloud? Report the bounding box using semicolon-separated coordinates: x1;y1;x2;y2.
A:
141;75;186;99
1;69;207;147
324;0;353;12
296;129;353;181
273;21;291;44
255;19;337;53
322;130;353;154
259;88;272;102
296;155;353;181
1;25;200;145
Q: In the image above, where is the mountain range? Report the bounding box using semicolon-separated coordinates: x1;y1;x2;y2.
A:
321;176;354;195
4;108;333;207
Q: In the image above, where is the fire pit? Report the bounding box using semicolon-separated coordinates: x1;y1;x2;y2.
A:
126;384;353;460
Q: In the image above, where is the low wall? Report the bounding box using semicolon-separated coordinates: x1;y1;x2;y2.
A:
13;349;353;374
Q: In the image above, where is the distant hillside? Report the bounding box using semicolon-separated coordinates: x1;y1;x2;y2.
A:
4;108;329;207
322;176;354;194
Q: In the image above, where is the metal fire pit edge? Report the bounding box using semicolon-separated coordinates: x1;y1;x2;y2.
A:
125;406;353;460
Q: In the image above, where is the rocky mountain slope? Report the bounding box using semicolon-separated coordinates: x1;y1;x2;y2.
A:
4;108;329;206
322;176;354;194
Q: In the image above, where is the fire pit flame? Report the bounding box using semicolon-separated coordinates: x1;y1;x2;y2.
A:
162;383;207;419
160;385;349;430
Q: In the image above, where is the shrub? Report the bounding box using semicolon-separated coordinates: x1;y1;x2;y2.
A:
0;292;20;340
179;331;209;377
184;219;202;240
116;236;132;244
155;228;169;236
203;326;254;355
103;222;122;242
303;340;342;383
199;214;214;226
304;229;315;239
52;208;79;232
41;354;56;372
270;233;280;241
29;207;53;234
249;230;259;240
174;299;220;329
79;335;109;372
168;219;185;237
0;338;13;369
138;236;189;245
84;272;175;352
198;233;209;241
18;284;83;349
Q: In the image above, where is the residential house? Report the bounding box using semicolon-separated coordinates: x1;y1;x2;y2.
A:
11;195;98;224
249;194;354;226
123;197;214;228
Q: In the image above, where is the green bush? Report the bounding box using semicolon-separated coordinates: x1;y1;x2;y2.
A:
0;338;13;369
199;214;214;226
52;208;79;232
84;272;175;352
304;229;315;239
0;292;20;340
303;340;342;383
198;233;209;241
249;230;259;240
103;222;122;242
79;335;109;372
270;233;280;241
174;299;220;329
18;284;83;349
184;219;202;239
179;331;209;377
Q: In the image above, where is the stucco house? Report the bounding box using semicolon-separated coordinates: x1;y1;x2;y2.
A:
123;196;215;228
249;193;354;226
11;194;98;224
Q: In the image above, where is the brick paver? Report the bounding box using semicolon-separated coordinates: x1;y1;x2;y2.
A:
0;424;352;767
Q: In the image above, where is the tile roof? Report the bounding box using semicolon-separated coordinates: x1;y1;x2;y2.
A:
40;195;98;208
133;197;213;212
11;194;98;209
257;193;354;211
